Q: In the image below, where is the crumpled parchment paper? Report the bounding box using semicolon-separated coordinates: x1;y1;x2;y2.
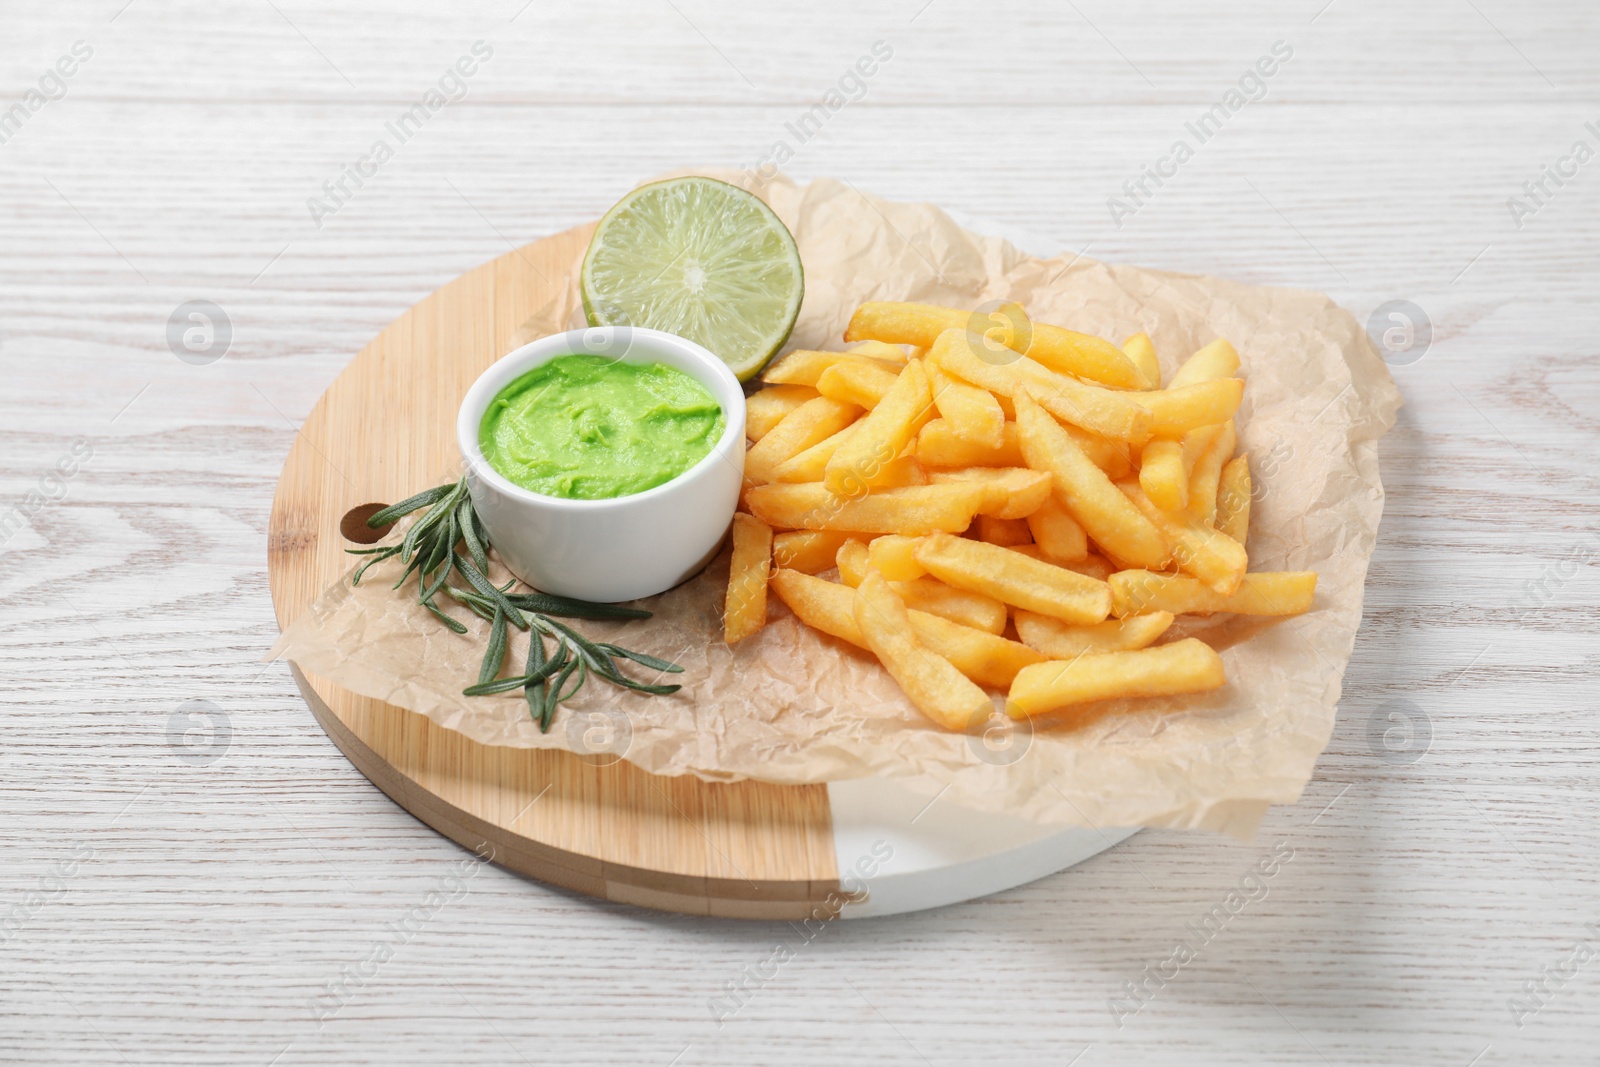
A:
269;169;1401;838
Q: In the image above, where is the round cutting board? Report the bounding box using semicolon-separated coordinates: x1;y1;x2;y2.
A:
267;222;1133;920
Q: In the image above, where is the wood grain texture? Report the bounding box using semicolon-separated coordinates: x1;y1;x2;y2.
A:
2;0;1598;1064
265;220;838;915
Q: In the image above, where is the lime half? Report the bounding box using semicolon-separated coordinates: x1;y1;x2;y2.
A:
581;177;804;382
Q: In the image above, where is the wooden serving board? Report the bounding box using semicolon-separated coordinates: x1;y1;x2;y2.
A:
267;224;1127;919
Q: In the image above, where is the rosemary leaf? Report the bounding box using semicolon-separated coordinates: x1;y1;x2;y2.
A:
453;552;529;631
598;644;685;674
422;598;469;634
458;496;490;576
505;591;652;620
366;483;453;528
479;606;508;686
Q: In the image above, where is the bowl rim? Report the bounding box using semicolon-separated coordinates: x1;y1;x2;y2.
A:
457;326;746;511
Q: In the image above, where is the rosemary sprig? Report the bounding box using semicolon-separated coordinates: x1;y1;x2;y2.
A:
347;476;681;731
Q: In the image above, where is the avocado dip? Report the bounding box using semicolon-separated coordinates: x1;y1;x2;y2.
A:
478;355;726;500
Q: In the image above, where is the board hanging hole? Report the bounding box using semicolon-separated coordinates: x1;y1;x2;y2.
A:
340;502;394;544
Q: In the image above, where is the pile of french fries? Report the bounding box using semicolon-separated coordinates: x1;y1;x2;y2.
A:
721;300;1317;730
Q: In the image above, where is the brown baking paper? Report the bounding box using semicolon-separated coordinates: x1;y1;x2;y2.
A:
269;169;1401;837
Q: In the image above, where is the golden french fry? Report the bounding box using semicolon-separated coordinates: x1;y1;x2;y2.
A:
746;385;819;441
724;513;772;642
914;531;1110;625
772;530;858;574
848;339;909;363
1119;479;1246;594
836;540;1007;634
816;359;901;409
927;362;1006;449
1168;338;1240;390
1187;420;1236;525
977;514;1032;547
763;349;901;387
1109;569;1317;618
745;481;986;536
867;455;928;488
1023;495;1088;561
825;360;932;495
928;466;1053;520
835;538;871;583
1013;610;1174;657
916;419;1026;468
1014;392;1169;569
854;572;992;729
1139;437;1188;512
927;330;1151;442
910;611;1044;688
867;534;927;581
1007;638;1225;719
893;579;1007;634
744;396;860;484
1123;332;1160;389
1010;548;1117;581
1216;454;1252;543
770;569;1041;688
846;301;1147;389
1127;378;1243;439
771;421;860;484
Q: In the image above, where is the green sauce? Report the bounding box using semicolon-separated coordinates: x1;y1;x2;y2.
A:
478;355;726;500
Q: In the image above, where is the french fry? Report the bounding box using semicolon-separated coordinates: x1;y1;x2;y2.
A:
825;360;932;495
745;396;860;484
724;513;772;642
910;611;1045;687
927;330;1151;442
1007;638;1225;719
928;467;1054;519
836;540;1007;634
816;359;901;409
1123;332;1160;389
894;579;1008;634
763;349;901;387
1139;437;1188;512
853;572;991;730
746;385;819;441
866;455;928;488
977;514;1032;547
867;534;927;581
771;421;860;483
1023;495;1088;561
927;362;1006;449
914;531;1110;625
1108;570;1317;618
846;301;1148;389
772;530;858;575
770;569;1043;688
1187;420;1236;525
1127;378;1244;439
848;339;909;363
916;419;1026;468
1168;338;1241;390
1119;480;1247;595
834;538;872;583
1013;610;1174;658
1014;392;1169;569
744;482;986;536
1216;454;1252;543
1009;549;1117;582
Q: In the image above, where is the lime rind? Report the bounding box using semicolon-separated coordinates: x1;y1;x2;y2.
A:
581;177;804;382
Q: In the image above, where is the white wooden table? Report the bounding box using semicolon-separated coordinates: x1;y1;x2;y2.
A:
3;1;1597;1063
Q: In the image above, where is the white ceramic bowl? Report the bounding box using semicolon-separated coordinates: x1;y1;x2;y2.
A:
457;326;745;603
